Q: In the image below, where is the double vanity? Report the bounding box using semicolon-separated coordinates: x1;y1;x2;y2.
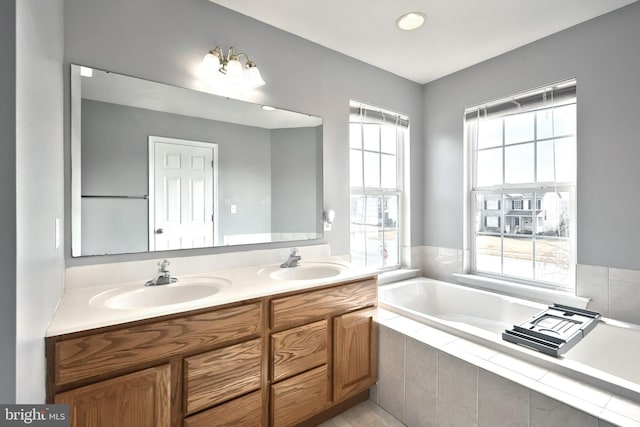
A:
58;62;373;426
46;258;378;427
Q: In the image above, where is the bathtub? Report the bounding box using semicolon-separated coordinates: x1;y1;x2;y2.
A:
378;277;640;403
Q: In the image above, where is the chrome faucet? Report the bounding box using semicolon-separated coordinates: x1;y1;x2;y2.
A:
145;259;178;286
280;248;302;268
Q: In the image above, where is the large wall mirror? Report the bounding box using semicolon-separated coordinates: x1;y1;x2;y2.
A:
71;64;323;257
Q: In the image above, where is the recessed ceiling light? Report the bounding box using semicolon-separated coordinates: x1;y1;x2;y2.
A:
262;105;275;111
396;12;426;31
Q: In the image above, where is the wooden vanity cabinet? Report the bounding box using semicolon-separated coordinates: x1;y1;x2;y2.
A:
268;277;377;426
47;275;378;427
46;300;264;427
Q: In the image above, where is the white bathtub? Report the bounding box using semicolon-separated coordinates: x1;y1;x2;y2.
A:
379;277;640;403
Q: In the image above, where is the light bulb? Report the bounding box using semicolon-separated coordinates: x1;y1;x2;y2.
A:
226;58;243;77
245;66;265;89
201;52;221;75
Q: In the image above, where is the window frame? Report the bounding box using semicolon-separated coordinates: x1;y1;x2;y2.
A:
349;102;407;270
465;81;577;293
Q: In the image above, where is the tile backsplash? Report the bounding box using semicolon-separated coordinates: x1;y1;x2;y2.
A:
578;264;640;325
416;245;464;283
415;245;640;326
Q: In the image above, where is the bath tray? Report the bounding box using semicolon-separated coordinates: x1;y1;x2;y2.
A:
502;304;601;357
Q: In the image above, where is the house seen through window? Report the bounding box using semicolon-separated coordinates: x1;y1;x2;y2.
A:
465;79;577;291
349;101;408;269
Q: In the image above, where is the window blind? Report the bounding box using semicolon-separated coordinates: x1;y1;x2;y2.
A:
350;104;409;129
464;79;576;121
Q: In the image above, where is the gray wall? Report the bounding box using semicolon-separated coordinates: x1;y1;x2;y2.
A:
79;99;272;255
0;0;17;405
64;0;424;264
15;0;65;402
271;126;323;234
423;1;640;270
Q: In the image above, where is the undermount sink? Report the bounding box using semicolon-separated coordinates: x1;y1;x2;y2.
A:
90;277;230;310
262;262;347;281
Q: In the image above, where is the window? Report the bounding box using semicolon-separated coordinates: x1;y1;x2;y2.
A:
349;101;408;269
465;80;576;291
486;216;500;228
485;199;500;210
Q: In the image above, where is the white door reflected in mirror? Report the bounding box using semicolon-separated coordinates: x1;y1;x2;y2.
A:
148;136;218;251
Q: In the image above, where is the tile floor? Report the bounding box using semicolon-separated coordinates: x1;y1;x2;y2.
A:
318;400;405;427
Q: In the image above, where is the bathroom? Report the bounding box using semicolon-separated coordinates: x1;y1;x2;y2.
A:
2;0;640;425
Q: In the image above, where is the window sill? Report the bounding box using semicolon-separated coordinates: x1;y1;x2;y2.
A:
378;268;420;285
452;273;589;309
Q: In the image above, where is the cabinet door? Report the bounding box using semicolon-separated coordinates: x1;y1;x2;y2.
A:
333;308;377;401
55;364;170;427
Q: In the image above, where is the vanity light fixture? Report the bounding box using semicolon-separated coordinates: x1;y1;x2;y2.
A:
201;46;265;90
396;12;426;31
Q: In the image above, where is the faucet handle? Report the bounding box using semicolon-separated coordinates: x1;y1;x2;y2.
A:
158;259;171;271
289;248;298;256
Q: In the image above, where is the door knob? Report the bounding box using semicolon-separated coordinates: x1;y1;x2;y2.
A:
155;228;164;234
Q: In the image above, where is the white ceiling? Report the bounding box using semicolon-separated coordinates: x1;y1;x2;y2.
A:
209;0;637;84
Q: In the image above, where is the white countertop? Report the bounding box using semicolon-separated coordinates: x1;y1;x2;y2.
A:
47;258;378;337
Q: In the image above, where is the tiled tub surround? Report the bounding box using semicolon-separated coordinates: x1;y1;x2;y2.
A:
418;246;464;284
378;278;640;425
375;309;640;427
577;264;640;324
416;245;640;326
379;279;640;404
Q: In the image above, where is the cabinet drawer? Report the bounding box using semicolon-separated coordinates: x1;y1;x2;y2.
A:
270;279;377;329
271;365;329;427
54;301;262;387
183;390;263;427
184;338;262;414
271;320;327;382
